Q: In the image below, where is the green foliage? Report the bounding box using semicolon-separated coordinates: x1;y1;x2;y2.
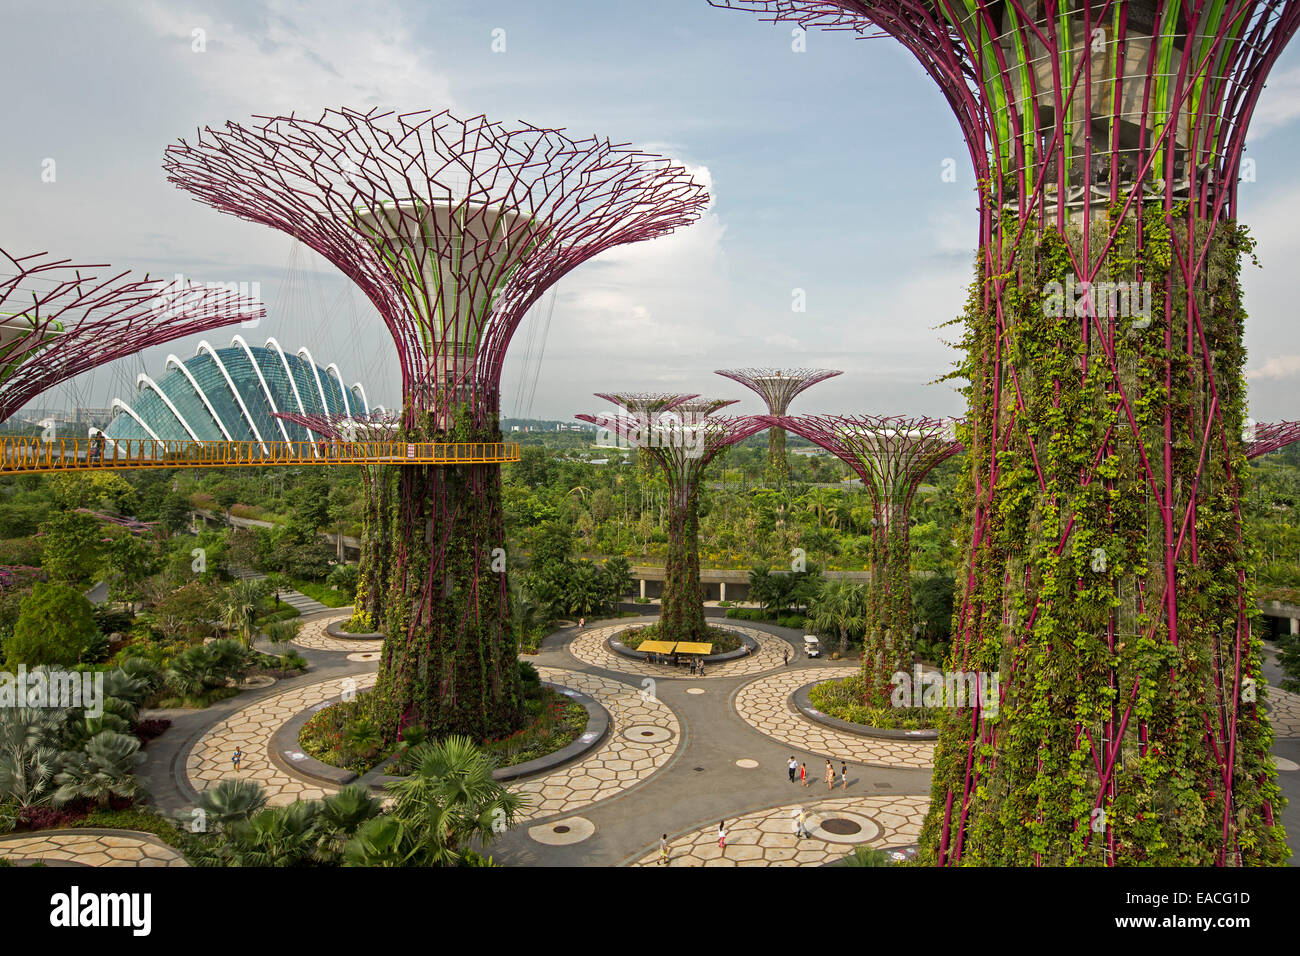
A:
5;582;99;666
38;511;103;586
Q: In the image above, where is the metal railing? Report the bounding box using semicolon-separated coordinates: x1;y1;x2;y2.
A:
0;436;521;473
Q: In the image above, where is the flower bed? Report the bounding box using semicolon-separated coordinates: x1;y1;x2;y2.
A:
299;686;587;776
808;674;938;731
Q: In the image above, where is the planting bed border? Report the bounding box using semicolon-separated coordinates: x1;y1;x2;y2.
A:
325;620;385;641
608;627;758;664
269;681;609;789
790;680;938;741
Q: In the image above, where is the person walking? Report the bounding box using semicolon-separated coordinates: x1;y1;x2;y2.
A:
800;761;808;787
798;807;810;839
783;647;790;666
840;762;848;790
717;821;726;850
232;746;243;772
792;808;804;841
788;756;797;784
825;759;835;791
660;833;669;865
578;617;585;630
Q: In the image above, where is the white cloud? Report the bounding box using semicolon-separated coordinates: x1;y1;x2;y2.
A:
139;0;453;115
1247;355;1300;381
1248;66;1300;140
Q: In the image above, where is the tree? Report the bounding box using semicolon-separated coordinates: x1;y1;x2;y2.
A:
52;730;143;808
4;583;99;666
158;492;192;536
366;735;526;867
194;778;267;831
38;511;103;586
103;532;158;609
0;707;63;808
219;579;265;647
808;578;869;656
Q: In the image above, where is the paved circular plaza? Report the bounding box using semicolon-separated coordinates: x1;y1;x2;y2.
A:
566;620;792;678
733;668;935;770
0;830;188;867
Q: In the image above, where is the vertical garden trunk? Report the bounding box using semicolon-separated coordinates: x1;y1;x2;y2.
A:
864;505;912;701
375;412;523;742
768;426;788;482
659;485;708;643
351;466;393;633
919;214;1286;866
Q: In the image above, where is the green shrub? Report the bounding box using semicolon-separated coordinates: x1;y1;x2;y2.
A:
4;582;100;665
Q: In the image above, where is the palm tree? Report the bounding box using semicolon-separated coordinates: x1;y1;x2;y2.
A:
52;731;143;808
808;578;869;657
342;816;420;867
219;579;265;647
383;735;528;866
316;784;384;861
264;619;303;668
221;801;321;866
0;707;64;808
195;778;268;831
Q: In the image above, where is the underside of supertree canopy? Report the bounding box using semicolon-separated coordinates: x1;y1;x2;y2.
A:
580;394;766;643
0;249;265;424
716;367;842;479
1247;421;1300;460
713;0;1297;865
166;108;710;742
769;413;961;695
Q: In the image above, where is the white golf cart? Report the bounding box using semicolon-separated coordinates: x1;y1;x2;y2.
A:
802;635;822;658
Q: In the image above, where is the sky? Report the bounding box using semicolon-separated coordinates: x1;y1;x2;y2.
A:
3;0;1299;424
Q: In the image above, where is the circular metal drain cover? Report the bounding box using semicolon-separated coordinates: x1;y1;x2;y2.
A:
623;724;672;744
553;825;571;834
821;818;862;835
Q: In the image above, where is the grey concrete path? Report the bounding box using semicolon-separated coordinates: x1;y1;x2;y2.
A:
488;618;931;866
230;567;333;616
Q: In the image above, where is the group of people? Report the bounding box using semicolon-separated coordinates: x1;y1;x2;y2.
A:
788;755;848;792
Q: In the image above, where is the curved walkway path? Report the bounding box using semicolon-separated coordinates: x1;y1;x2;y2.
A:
734;667;935;769
567;620;789;679
1267;685;1300;739
0;830;187;867
292;612;383;653
627;794;929;867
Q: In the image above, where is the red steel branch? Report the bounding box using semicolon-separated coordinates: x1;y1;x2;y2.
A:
1247;421;1300;460
1;248;265;423
164;108;710;427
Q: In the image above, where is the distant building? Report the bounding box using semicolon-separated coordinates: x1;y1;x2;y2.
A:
102;335;375;448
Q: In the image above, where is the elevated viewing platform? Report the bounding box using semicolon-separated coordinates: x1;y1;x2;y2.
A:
0;436;520;473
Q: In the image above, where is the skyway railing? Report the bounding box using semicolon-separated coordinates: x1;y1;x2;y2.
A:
0;436;521;474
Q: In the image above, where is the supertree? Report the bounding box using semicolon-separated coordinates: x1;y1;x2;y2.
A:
579;394;767;642
715;368;842;479
1;249;265;424
712;1;1296;865
274;409;401;630
166;108;708;740
769;413;961;695
1247;421;1300;460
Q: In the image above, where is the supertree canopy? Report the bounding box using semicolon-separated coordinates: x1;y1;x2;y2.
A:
166;108;709;741
715;368;841;478
1;249;265;424
771;413;961;695
579;394;766;643
1246;421;1300;460
712;1;1297;865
